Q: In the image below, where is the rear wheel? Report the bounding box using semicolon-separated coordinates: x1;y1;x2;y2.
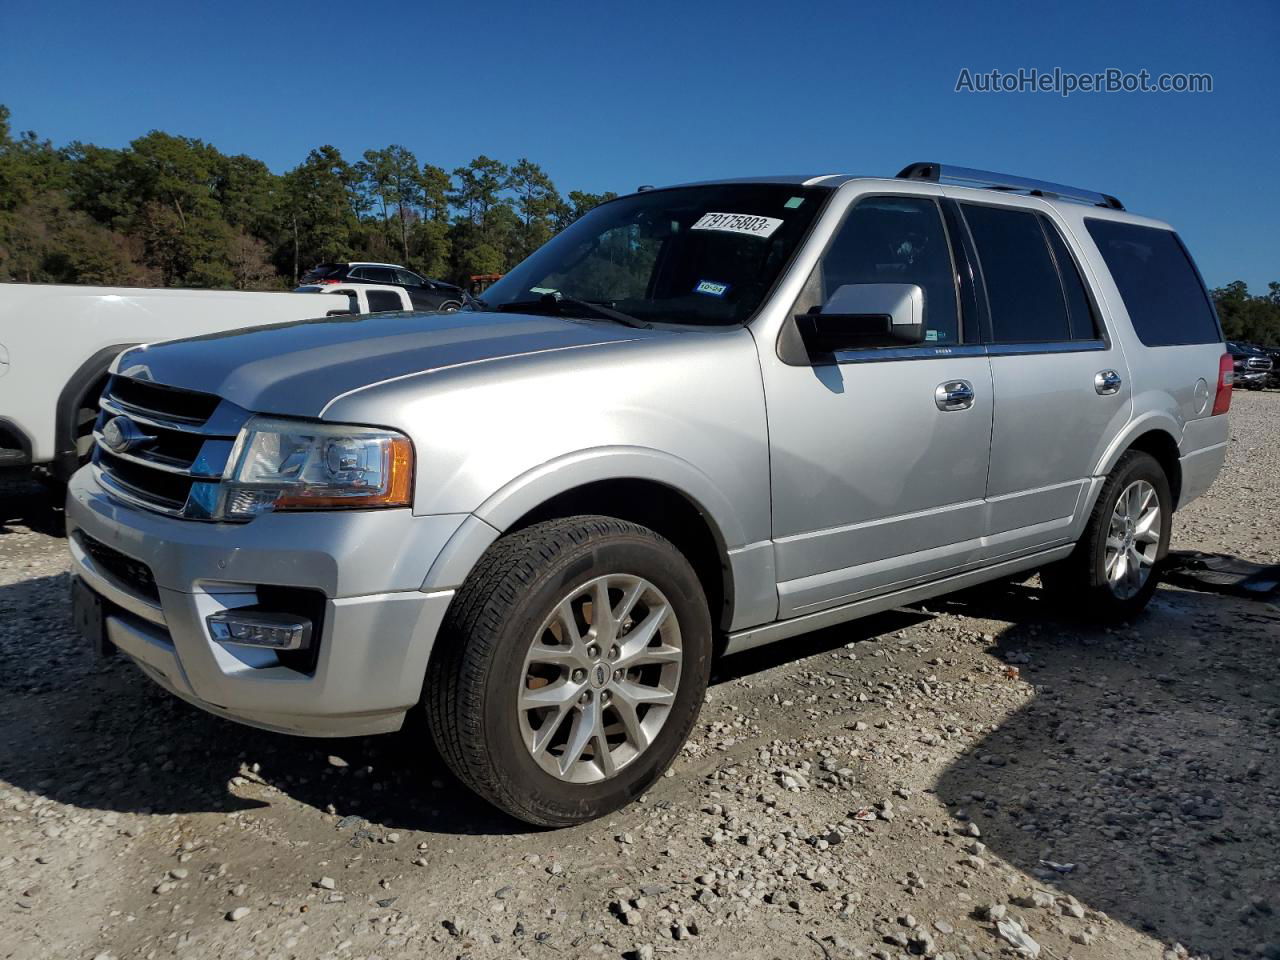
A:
1042;450;1172;620
425;516;711;826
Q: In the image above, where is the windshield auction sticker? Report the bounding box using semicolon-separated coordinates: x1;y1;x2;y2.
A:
691;212;784;239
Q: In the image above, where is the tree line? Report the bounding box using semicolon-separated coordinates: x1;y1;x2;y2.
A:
1;102;1277;341
1212;281;1280;345
0;104;616;290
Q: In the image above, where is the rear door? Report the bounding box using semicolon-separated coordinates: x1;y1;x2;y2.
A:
956;199;1132;557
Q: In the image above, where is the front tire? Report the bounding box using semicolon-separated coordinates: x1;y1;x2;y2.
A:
425;516;711;826
1041;450;1172;620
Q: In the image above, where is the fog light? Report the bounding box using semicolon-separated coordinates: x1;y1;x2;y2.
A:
207;609;312;651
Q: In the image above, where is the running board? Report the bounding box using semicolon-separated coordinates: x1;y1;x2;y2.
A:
723;545;1072;656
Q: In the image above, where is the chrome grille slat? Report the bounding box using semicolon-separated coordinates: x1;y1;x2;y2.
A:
94;376;250;520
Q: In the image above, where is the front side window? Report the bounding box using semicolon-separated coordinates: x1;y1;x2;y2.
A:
963;204;1071;343
798;196;960;345
395;269;425;286
474;183;831;326
361;267;398;284
1085;219;1220;346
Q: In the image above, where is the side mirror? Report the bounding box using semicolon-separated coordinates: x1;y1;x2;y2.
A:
796;283;925;355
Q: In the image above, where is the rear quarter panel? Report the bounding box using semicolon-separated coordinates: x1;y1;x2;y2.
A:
1053;209;1229;506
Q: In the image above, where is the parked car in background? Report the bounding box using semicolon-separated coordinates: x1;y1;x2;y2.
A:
299;262;464;312
0;282;399;484
1255;343;1280;387
68;164;1230;826
0;284;340;483
295;282;413;315
1227;340;1272;390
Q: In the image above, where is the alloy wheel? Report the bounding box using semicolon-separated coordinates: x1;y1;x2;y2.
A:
1104;479;1161;599
517;574;682;784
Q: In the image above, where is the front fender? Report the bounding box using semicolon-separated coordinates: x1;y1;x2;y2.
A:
420;445;750;592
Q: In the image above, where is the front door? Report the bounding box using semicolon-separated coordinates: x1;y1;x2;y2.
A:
760;194;994;618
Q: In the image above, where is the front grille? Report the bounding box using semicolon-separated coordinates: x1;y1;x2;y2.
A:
93;375;248;519
109;377;222;423
76;530;160;603
1245;357;1272;372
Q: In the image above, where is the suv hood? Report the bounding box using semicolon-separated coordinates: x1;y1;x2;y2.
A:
115;310;649;418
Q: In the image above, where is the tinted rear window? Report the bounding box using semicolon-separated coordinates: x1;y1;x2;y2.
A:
1085;220;1220;346
962;204;1071;342
301;264;343;283
367;289;404;312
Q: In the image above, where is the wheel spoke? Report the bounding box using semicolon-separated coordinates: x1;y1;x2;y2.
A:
627;643;682;668
558;703;596;776
530;702;572;756
590;578;618;645
610;694;650;751
615;578;646;625
614;679;676;708
1112;551;1129;584
616;604;670;666
553;600;584;652
527;642;586;669
520;679;580;711
1135;507;1160;543
593;729;616;777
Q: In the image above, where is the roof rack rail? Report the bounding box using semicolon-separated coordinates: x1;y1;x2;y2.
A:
896;162;1124;211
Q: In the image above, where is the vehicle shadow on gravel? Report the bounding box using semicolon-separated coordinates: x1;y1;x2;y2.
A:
0;575;523;836
0;572;933;841
933;581;1280;958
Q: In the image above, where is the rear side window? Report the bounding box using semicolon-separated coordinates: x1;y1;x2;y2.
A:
962;204;1070;342
1085;220;1220;346
366;289;404;312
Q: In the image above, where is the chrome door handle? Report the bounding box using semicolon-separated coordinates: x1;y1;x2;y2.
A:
1095;369;1122;395
935;379;975;411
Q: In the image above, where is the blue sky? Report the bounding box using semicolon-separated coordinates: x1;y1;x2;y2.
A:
2;0;1276;291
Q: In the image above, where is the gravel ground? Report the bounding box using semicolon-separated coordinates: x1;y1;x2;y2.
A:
1;392;1277;960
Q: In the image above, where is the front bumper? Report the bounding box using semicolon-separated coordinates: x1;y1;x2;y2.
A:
1234;370;1269;388
66;467;465;737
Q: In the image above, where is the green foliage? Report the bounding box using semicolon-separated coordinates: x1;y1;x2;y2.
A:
0;104;622;291
1212;281;1280;345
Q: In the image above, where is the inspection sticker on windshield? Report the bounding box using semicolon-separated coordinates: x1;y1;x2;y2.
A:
691;212;783;239
694;280;729;297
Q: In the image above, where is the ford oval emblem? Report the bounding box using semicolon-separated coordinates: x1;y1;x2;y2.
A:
101;415;157;454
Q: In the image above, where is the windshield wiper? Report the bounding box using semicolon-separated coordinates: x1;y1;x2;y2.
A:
558;296;652;329
493;294;651;329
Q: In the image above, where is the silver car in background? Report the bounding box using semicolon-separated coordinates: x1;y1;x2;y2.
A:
66;164;1231;825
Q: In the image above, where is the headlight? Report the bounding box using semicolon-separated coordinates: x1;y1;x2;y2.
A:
221;417;413;519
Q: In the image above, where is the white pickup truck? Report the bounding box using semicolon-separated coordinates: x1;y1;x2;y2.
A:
0;282;413;482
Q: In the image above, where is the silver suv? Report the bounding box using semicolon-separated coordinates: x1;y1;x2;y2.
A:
67;164;1232;825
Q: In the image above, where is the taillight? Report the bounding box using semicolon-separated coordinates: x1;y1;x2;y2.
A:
317;278;341;285
1211;352;1233;415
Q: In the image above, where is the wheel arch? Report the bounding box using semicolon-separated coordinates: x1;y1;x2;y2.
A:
1093;414;1184;508
53;343;135;479
423;447;748;633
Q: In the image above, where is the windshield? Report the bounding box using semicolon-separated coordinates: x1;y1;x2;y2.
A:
474;183;831;326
